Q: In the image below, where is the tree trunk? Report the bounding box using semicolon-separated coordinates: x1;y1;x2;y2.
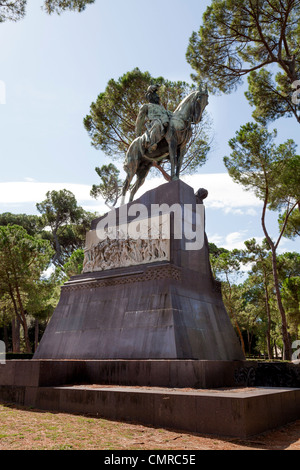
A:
263;273;273;360
53;229;63;266
247;330;251;356
15;286;32;353
11;316;20;353
34;318;39;352
261;194;292;360
249;331;255;357
9;289;21;353
234;319;246;356
3;323;9;353
270;247;291;360
274;342;278;359
223;276;246;356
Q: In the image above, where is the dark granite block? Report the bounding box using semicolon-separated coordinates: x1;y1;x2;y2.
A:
34;180;244;361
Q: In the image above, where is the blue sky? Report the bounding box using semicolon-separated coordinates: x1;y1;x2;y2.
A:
0;0;299;254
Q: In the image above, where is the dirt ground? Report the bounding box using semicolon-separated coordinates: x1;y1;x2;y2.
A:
0;402;300;450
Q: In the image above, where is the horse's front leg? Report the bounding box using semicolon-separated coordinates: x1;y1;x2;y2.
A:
168;137;179;181
121;158;138;205
176;145;186;179
120;174;131;205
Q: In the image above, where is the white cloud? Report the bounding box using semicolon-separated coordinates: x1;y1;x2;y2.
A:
0;182;92;204
0;181;114;217
225;231;248;250
207;230;265;251
82;203;107;215
24;177;37;183
182;173;261;210
207;233;224;246
245;208;258;217
223;207;258;216
0;173;262;221
276;237;292;254
1;178;297;254
133;173;262;214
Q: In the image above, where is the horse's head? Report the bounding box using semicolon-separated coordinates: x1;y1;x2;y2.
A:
174;86;209;125
193;85;209;124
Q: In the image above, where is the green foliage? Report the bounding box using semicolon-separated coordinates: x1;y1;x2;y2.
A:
281;275;300;336
0;194;94;352
277;251;300;283
0;0;94;23
62;248;84;279
25;275;60;322
237;238;276;357
278;208;300;240
209;247;247;353
225;122;300;248
0;225;53;286
36;189;95;266
0;209;89;351
245;69;297;126
210;248;241;282
0;192;94;352
90;164;123;207
224;124;299;359
0;212;43;236
211;242;300;358
208;242;229;258
36;189;84;230
186;0;300;124
0;225;54;352
0;0;26;23
224;122;300;210
43;0;95;15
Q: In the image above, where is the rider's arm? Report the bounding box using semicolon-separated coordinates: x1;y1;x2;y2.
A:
135;104;148;137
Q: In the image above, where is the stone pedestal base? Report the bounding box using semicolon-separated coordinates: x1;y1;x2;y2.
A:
33;262;244;361
34;179;244;361
1;360;300;438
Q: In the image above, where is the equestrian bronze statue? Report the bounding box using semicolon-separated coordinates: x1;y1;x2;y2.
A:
121;84;209;203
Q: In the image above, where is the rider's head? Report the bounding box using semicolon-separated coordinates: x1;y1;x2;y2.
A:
146;84;160;105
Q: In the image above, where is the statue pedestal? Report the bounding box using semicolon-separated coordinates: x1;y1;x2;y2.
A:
3;180;300;439
34;180;244;361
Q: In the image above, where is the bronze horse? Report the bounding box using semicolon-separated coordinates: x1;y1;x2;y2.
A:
121;87;209;203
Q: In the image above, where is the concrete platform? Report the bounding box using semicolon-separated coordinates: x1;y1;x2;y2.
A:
46;385;300;438
1;360;300;438
1;382;300;438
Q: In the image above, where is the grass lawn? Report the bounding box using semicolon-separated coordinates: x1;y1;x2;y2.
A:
0;403;300;450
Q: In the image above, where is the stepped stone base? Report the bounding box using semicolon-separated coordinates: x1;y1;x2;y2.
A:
4;182;296;438
1;360;300;438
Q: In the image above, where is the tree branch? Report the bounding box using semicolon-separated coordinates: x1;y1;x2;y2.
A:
275;200;299;249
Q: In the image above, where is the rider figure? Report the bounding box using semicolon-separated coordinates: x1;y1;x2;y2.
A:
135;84;172;153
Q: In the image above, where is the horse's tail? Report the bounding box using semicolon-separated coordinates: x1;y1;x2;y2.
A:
124;136;145;172
121;136;145;204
